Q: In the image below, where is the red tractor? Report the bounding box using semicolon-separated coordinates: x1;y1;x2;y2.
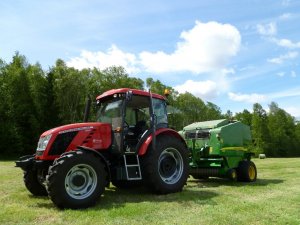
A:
16;88;189;209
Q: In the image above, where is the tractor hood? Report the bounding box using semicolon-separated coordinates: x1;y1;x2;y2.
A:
36;122;112;160
41;122;103;137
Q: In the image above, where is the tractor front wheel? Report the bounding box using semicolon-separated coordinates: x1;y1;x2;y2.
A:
24;169;48;196
141;136;189;194
47;150;107;209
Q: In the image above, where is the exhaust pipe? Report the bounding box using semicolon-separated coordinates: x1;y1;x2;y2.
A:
83;95;91;122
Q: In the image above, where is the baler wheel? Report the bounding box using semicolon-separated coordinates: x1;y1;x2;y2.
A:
227;168;237;181
237;160;257;182
141;135;189;194
24;169;48;196
47;150;107;209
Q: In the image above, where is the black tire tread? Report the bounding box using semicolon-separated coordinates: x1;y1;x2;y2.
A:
24;169;48;196
141;135;189;194
47;150;107;209
237;160;257;182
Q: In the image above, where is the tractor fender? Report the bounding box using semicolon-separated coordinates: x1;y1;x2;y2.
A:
77;146;111;185
138;128;187;156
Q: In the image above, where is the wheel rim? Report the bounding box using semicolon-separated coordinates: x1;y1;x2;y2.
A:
158;148;184;185
248;165;256;180
65;164;97;200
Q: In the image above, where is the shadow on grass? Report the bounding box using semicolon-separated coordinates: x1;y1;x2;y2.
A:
92;186;219;210
29;185;219;210
189;178;284;188
22;178;284;211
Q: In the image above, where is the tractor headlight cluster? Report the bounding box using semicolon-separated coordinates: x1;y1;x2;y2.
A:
37;134;52;152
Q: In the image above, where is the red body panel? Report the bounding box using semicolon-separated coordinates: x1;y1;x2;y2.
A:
137;128;186;156
36;122;112;160
96;88;166;101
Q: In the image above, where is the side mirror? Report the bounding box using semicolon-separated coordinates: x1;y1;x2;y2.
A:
126;90;133;101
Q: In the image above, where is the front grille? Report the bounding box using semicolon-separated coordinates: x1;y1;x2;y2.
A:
185;130;210;139
48;131;78;155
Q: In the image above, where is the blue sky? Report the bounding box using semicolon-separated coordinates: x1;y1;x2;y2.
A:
1;0;300;118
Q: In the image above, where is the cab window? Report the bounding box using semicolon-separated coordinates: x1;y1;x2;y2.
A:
153;98;168;125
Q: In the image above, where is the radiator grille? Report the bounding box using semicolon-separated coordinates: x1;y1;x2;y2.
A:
48;131;78;155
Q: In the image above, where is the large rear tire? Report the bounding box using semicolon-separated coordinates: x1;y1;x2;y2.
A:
24;169;48;196
141;135;189;194
47;150;107;209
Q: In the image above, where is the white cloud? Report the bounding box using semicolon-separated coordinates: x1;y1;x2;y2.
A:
291;70;297;77
277;72;285;77
267;51;298;64
273;38;300;49
221;68;235;75
139;21;241;74
269;87;300;99
279;13;294;20
256;22;277;36
67;21;241;76
66;45;140;74
228;92;267;103
174;80;218;100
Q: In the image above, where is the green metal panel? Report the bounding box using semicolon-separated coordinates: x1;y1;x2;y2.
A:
218;121;251;148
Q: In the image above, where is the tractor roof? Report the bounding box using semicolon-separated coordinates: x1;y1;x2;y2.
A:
96;88;166;101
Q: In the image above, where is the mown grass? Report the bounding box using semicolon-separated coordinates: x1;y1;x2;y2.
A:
0;158;299;225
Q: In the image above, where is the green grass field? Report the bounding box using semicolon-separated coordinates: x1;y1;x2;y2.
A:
0;158;299;225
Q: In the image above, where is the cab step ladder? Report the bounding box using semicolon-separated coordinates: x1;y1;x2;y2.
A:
123;153;142;180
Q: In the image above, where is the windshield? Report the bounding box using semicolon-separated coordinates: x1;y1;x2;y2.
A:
97;98;123;129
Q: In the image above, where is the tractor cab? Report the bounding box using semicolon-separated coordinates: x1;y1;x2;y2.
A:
96;88;168;154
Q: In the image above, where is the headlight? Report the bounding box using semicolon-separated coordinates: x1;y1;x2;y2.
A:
37;134;52;152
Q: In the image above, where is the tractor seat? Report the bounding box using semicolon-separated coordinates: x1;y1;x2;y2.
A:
134;120;148;137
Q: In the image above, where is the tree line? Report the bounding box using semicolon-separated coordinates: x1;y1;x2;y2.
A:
0;53;299;157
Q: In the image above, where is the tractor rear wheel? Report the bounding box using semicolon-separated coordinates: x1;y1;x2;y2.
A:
237;160;257;182
141;135;189;194
47;150;107;209
24;169;48;196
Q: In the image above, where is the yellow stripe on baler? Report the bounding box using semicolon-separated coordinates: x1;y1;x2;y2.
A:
221;147;248;151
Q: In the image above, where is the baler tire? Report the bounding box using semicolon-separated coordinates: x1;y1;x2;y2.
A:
111;180;142;189
237;160;257;182
227;168;237;181
141;135;189;194
24;169;48;196
47;150;107;209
